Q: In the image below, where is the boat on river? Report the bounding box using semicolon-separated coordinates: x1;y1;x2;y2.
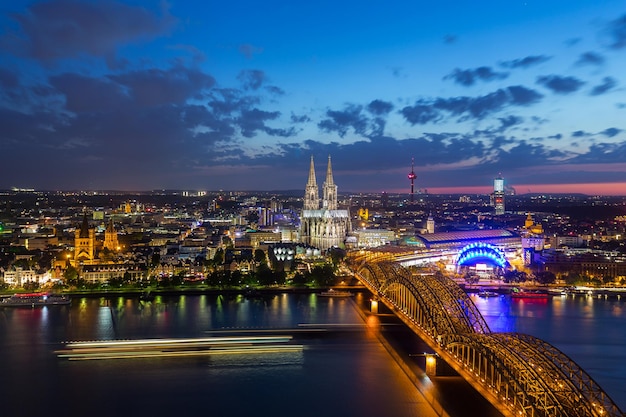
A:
510;290;549;299
477;290;500;298
319;289;353;297
0;292;71;307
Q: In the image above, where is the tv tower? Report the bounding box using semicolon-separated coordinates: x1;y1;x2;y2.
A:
407;158;417;203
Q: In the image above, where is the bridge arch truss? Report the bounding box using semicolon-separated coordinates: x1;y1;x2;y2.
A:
347;257;623;417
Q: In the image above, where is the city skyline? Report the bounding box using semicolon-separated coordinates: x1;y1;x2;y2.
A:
1;1;626;195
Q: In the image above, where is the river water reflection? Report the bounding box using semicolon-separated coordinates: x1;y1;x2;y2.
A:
0;292;440;417
0;292;624;416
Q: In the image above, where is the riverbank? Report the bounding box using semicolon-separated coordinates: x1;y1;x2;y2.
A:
3;281;626;300
0;284;368;299
460;282;626;298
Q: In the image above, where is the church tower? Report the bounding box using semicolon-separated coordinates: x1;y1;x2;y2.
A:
303;156;319;210
74;213;95;265
426;213;435;234
103;218;120;251
322;155;337;210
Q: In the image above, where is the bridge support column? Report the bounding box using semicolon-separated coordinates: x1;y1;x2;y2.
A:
425;354;437;376
370;298;379;314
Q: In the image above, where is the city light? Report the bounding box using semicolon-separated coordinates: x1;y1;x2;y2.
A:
455;242;508;268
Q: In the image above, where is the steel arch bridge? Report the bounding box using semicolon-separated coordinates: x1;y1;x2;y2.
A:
346;256;624;417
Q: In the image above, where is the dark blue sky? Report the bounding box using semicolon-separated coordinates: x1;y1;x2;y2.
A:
1;0;626;194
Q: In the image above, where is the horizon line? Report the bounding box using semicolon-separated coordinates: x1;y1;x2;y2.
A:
4;188;625;198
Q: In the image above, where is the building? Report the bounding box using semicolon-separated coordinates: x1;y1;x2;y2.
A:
74;214;95;265
81;263;144;283
2;267;52;286
520;213;545;265
539;249;626;281
414;229;521;251
103;218;120;251
300;156;351;251
350;229;396;248
492;174;505;215
247;230;282;248
426;213;435;234
550;235;586;248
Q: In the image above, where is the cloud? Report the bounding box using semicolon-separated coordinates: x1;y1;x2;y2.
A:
204;88;294;139
0;59;298;185
290;113;311;123
443;34;457;44
50;73;129;113
254;134;489;176
109;66;216;107
237;108;293;138
169;44;207;65
444;66;508;86
401;85;543;125
572;130;589;137
366;99;393;115
571;141;626;164
2;0;176;63
0;68;19;89
499;55;551;69
536;75;585;94
48;66;216;114
575;51;605;66
600;127;622;138
564;38;581;47
207;88;259;115
401;103;441;125
237;69;266;90
498;115;523;131
265;86;285;95
318;105;369;137
606;13;626;49
390;67;405;78
590;77;617;96
238;43;264;59
222;132;596;192
488;140;568;171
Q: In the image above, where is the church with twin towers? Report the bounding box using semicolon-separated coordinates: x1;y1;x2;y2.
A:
300;155;351;251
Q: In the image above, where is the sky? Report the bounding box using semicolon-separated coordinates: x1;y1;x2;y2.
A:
1;0;626;195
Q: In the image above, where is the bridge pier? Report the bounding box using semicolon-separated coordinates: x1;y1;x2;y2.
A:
370;297;379;314
425;353;437;376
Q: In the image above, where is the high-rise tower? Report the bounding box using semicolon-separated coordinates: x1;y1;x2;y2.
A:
492;174;505;215
407;158;417;203
322;155;337;210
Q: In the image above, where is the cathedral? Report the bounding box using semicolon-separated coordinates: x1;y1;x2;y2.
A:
300;156;350;251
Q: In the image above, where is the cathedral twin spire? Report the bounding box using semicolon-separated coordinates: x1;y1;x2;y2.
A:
304;156;319;210
304;155;337;211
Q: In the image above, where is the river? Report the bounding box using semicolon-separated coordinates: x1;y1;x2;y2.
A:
0;291;624;416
